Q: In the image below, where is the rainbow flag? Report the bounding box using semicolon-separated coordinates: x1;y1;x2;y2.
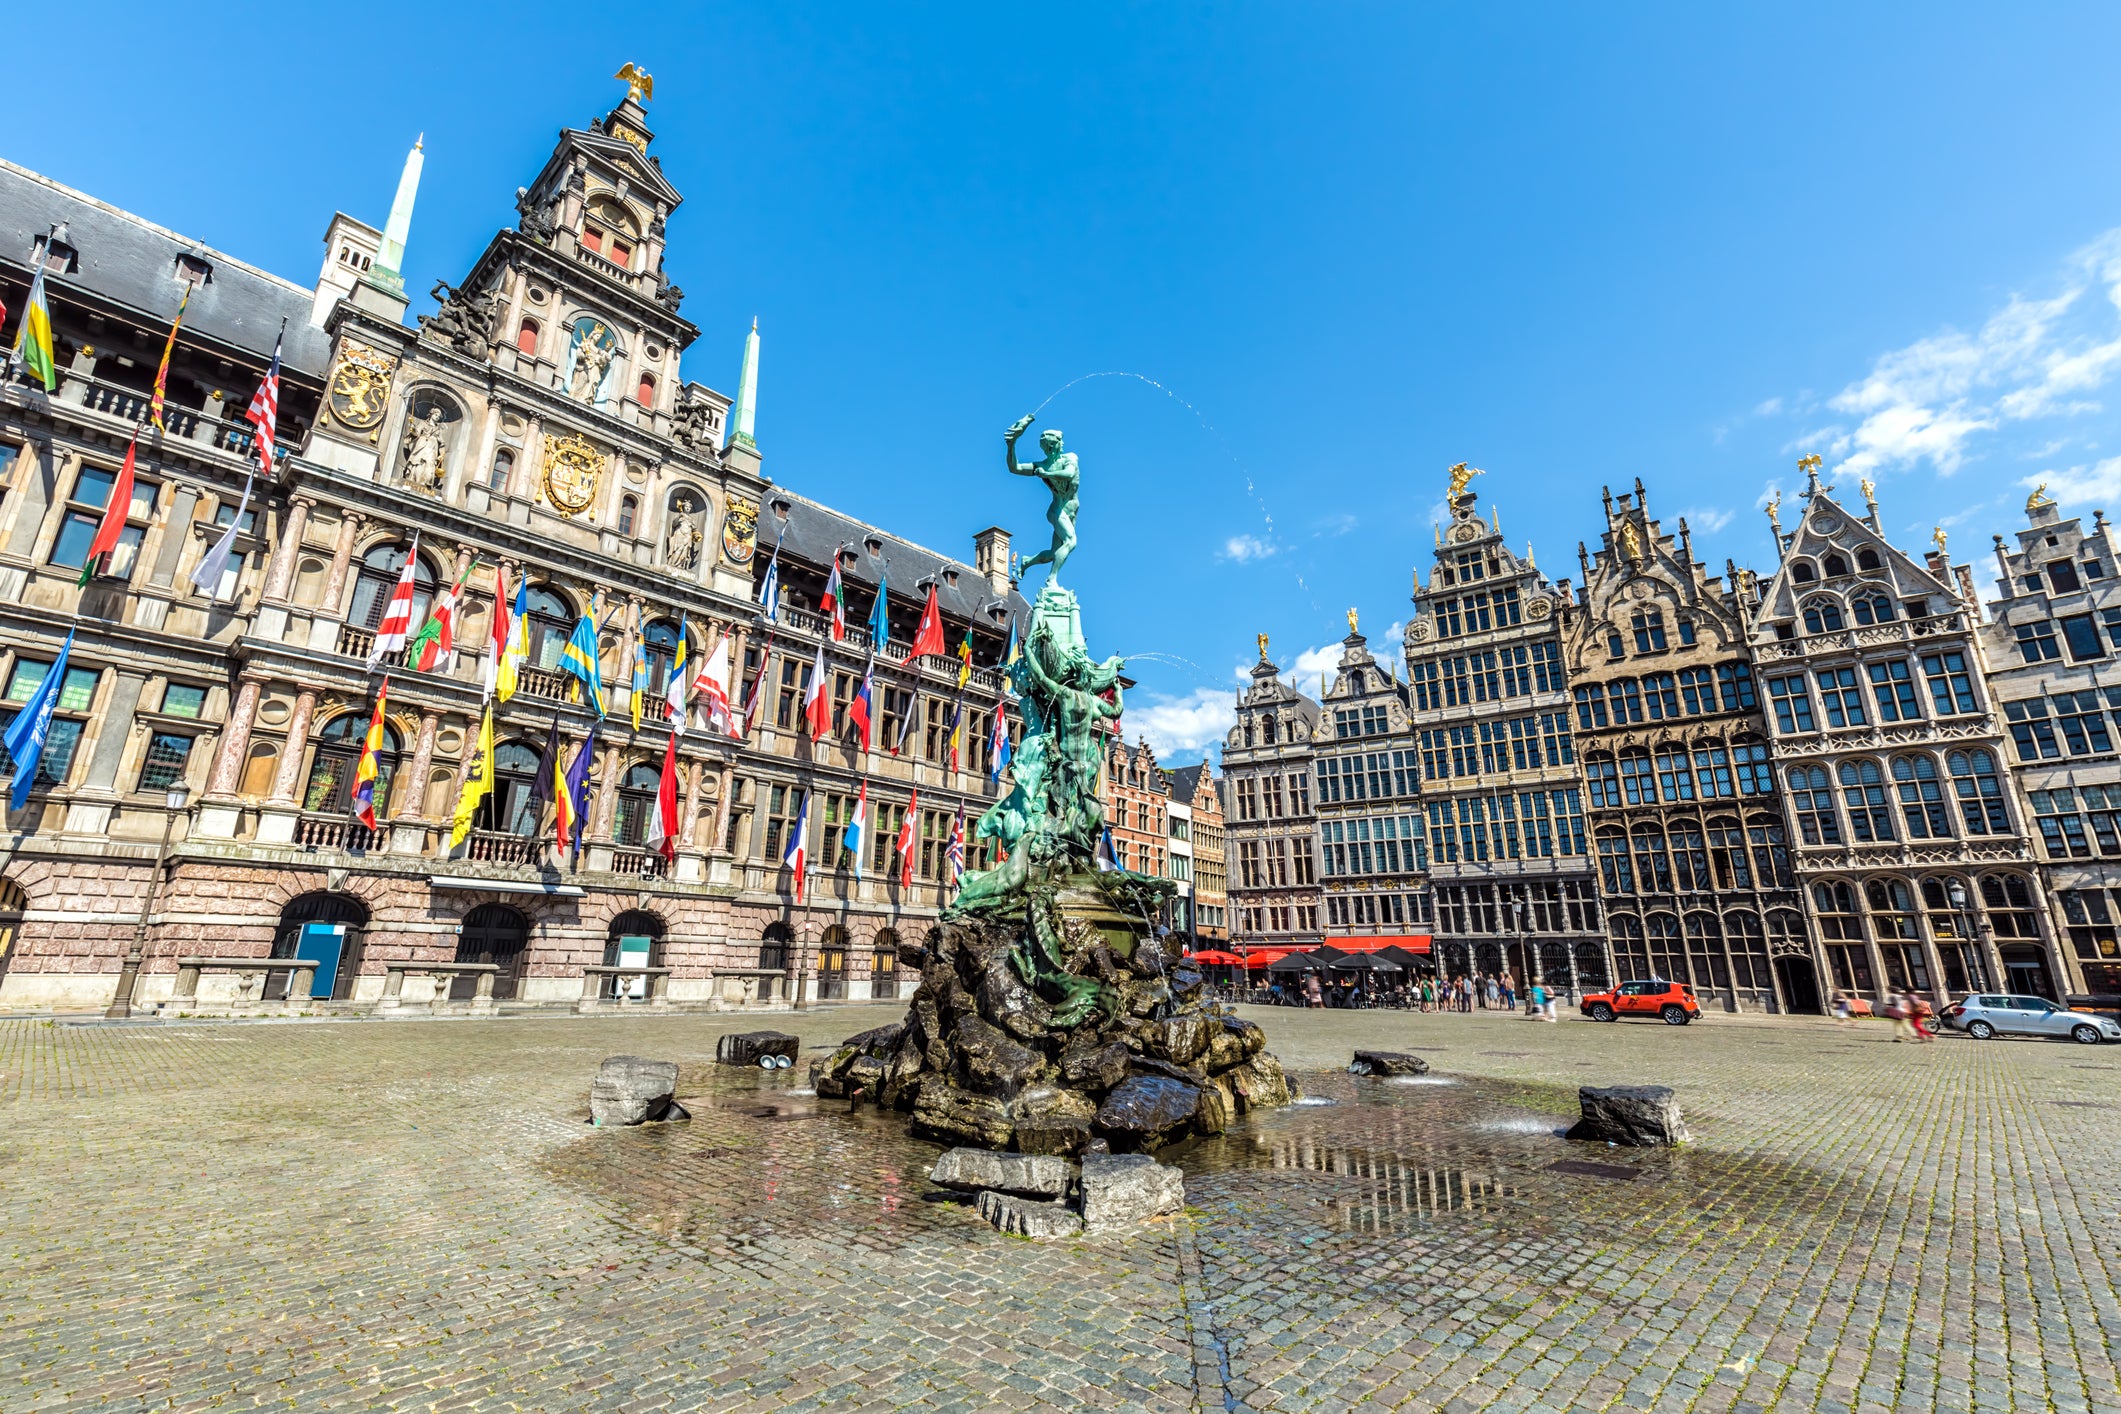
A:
350;678;390;829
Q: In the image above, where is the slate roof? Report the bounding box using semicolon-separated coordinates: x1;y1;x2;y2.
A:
0;159;330;378
1165;762;1214;804
762;488;1033;632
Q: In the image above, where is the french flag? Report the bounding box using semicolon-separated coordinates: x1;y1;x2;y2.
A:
842;779;868;879
849;663;876;752
803;643;832;738
783;790;811;903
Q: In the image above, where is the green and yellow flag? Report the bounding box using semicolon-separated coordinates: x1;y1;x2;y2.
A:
9;241;57;392
449;701;496;848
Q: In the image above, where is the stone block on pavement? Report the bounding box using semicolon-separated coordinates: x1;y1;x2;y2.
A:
589;1055;682;1126
929;1147;1077;1198
1566;1084;1689;1146
975;1189;1084;1239
1080;1150;1185;1231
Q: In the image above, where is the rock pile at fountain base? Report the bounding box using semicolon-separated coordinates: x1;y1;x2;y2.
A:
811;870;1294;1153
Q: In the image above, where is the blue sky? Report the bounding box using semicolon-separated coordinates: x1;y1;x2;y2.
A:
19;4;2121;764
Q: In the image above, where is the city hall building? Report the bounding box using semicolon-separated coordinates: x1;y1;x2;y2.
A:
0;82;1023;1013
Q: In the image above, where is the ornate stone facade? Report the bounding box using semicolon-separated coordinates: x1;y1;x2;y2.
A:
0;88;1020;1013
1222;647;1322;949
1564;484;1803;1012
1407;484;1603;992
1978;494;2121;997
1312;624;1429;940
1749;468;2054;1005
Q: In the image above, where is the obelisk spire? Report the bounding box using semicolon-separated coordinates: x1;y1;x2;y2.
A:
372;135;425;295
730;317;759;450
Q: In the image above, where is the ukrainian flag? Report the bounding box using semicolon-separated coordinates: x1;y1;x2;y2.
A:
561;613;607;717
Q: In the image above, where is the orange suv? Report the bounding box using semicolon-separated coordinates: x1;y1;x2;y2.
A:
1580;979;1701;1026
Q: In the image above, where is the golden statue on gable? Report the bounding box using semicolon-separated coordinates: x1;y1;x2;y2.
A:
1446;461;1484;502
1617;518;1644;567
2027;482;2057;513
1346;607;1359;636
1256;631;1270;663
614;64;653;103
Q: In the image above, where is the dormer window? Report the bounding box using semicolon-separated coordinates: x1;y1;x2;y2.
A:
864;537;882;556
174;254;213;286
942;569;959;588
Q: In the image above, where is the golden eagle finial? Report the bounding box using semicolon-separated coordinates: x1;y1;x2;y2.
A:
614;63;654;104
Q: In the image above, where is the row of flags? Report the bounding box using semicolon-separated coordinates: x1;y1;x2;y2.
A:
781;786;967;904
755;529;980;672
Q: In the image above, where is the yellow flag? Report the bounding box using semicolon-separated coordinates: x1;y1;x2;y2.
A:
450;702;496;848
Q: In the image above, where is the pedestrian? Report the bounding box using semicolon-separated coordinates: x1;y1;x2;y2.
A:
1303;972;1323;1009
1884;990;1917;1043
1528;981;1546;1020
1485;974;1499;1009
1501;972;1516;1011
1910;993;1937;1042
1830;989;1854;1028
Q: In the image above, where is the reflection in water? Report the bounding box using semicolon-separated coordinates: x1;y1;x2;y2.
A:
1245;1134;1520;1230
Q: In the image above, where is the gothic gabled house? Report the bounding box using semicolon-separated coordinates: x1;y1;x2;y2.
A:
1563;481;1805;1012
1748;465;2054;1006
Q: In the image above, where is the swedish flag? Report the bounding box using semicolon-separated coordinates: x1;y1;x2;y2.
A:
561;613;606;717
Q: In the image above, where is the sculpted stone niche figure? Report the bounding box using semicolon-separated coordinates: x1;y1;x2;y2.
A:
401;408;447;493
666;495;703;569
568;324;616;402
1005;414;1080;583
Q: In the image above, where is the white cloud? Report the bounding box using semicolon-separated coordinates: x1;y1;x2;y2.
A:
2031;456;2121;506
1221;534;1276;563
1128;687;1237;761
1753;396;1784;417
1809;230;2121;481
1312;513;1358;537
1676;507;1736;533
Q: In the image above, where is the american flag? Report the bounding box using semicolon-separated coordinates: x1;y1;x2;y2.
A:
245;328;283;472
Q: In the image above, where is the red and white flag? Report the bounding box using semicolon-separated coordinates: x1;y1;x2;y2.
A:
909;582;946;658
802;642;832;738
644;727;681;863
244;329;283;474
367;535;422;670
896;788;919;889
690;630;737;736
782;790;812;903
739;639;771;739
820;557;846;642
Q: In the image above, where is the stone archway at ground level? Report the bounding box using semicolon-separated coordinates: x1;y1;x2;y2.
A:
1773;954;1823;1014
453;903;529;1001
268;892;371;1001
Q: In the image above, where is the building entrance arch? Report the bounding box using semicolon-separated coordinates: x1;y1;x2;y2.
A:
269;892;370;1000
454;903;529;1000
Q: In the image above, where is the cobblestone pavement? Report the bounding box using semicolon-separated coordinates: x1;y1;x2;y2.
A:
2;1004;2117;1413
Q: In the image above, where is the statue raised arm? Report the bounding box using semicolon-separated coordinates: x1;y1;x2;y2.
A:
1005;414;1081;582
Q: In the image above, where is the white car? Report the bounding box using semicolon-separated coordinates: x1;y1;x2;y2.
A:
1942;994;2121;1045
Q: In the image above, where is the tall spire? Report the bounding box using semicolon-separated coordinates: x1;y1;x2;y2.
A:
730;317;759;450
371;136;425;294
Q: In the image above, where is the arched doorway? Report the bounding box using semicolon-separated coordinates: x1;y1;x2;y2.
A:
605;909;663;1001
1773;956;1823;1015
454;903;529;1001
760;922;793;1002
269;891;370;1000
0;877;25;984
817;924;849;1000
871;927;900;1001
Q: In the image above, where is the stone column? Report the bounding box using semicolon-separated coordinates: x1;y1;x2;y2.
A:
398;711;439;821
267;691;318;804
591;744;621;839
679;759;706;846
306;510;367;651
711;763;737;856
205;677;264;798
617;595;644;722
259;496;314;605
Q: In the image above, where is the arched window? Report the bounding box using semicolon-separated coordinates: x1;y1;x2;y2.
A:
1596;828;1633;893
635;372;656;406
1892;754;1951;838
1746;814;1791;887
1948;749;2009;833
818;924;849;998
1670;823;1709;890
1856;547;1881;571
1726;910;1772;995
1812;880;1872;993
1979;873;2041;939
1787;764;1839;844
1837;758;1893;842
1645;912;1686;981
1685;911;1727;991
1611;912;1648;979
1242;718;1255;747
640;618;683;698
618;494;639;537
1653;744;1694;801
1262;715;1278;745
1585;752;1620;808
348;544;435;630
1631;824;1673;893
1823;553;1849;578
1866;877;1927;992
1791;560;1818;584
516;318;540;356
302;712;403;815
1802;598;1845;634
523;585;576;670
488;447;515;493
480;740;547;836
1851;591;1895;625
605;910;664;999
1619;747;1656;805
612;762;662;847
759;921;792;973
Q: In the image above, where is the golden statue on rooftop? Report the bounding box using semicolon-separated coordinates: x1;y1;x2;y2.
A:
1346;607;1359;636
1446;462;1483;501
2028;482;2056;513
1932;526;1949;555
1256;631;1270;662
614;63;654;103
